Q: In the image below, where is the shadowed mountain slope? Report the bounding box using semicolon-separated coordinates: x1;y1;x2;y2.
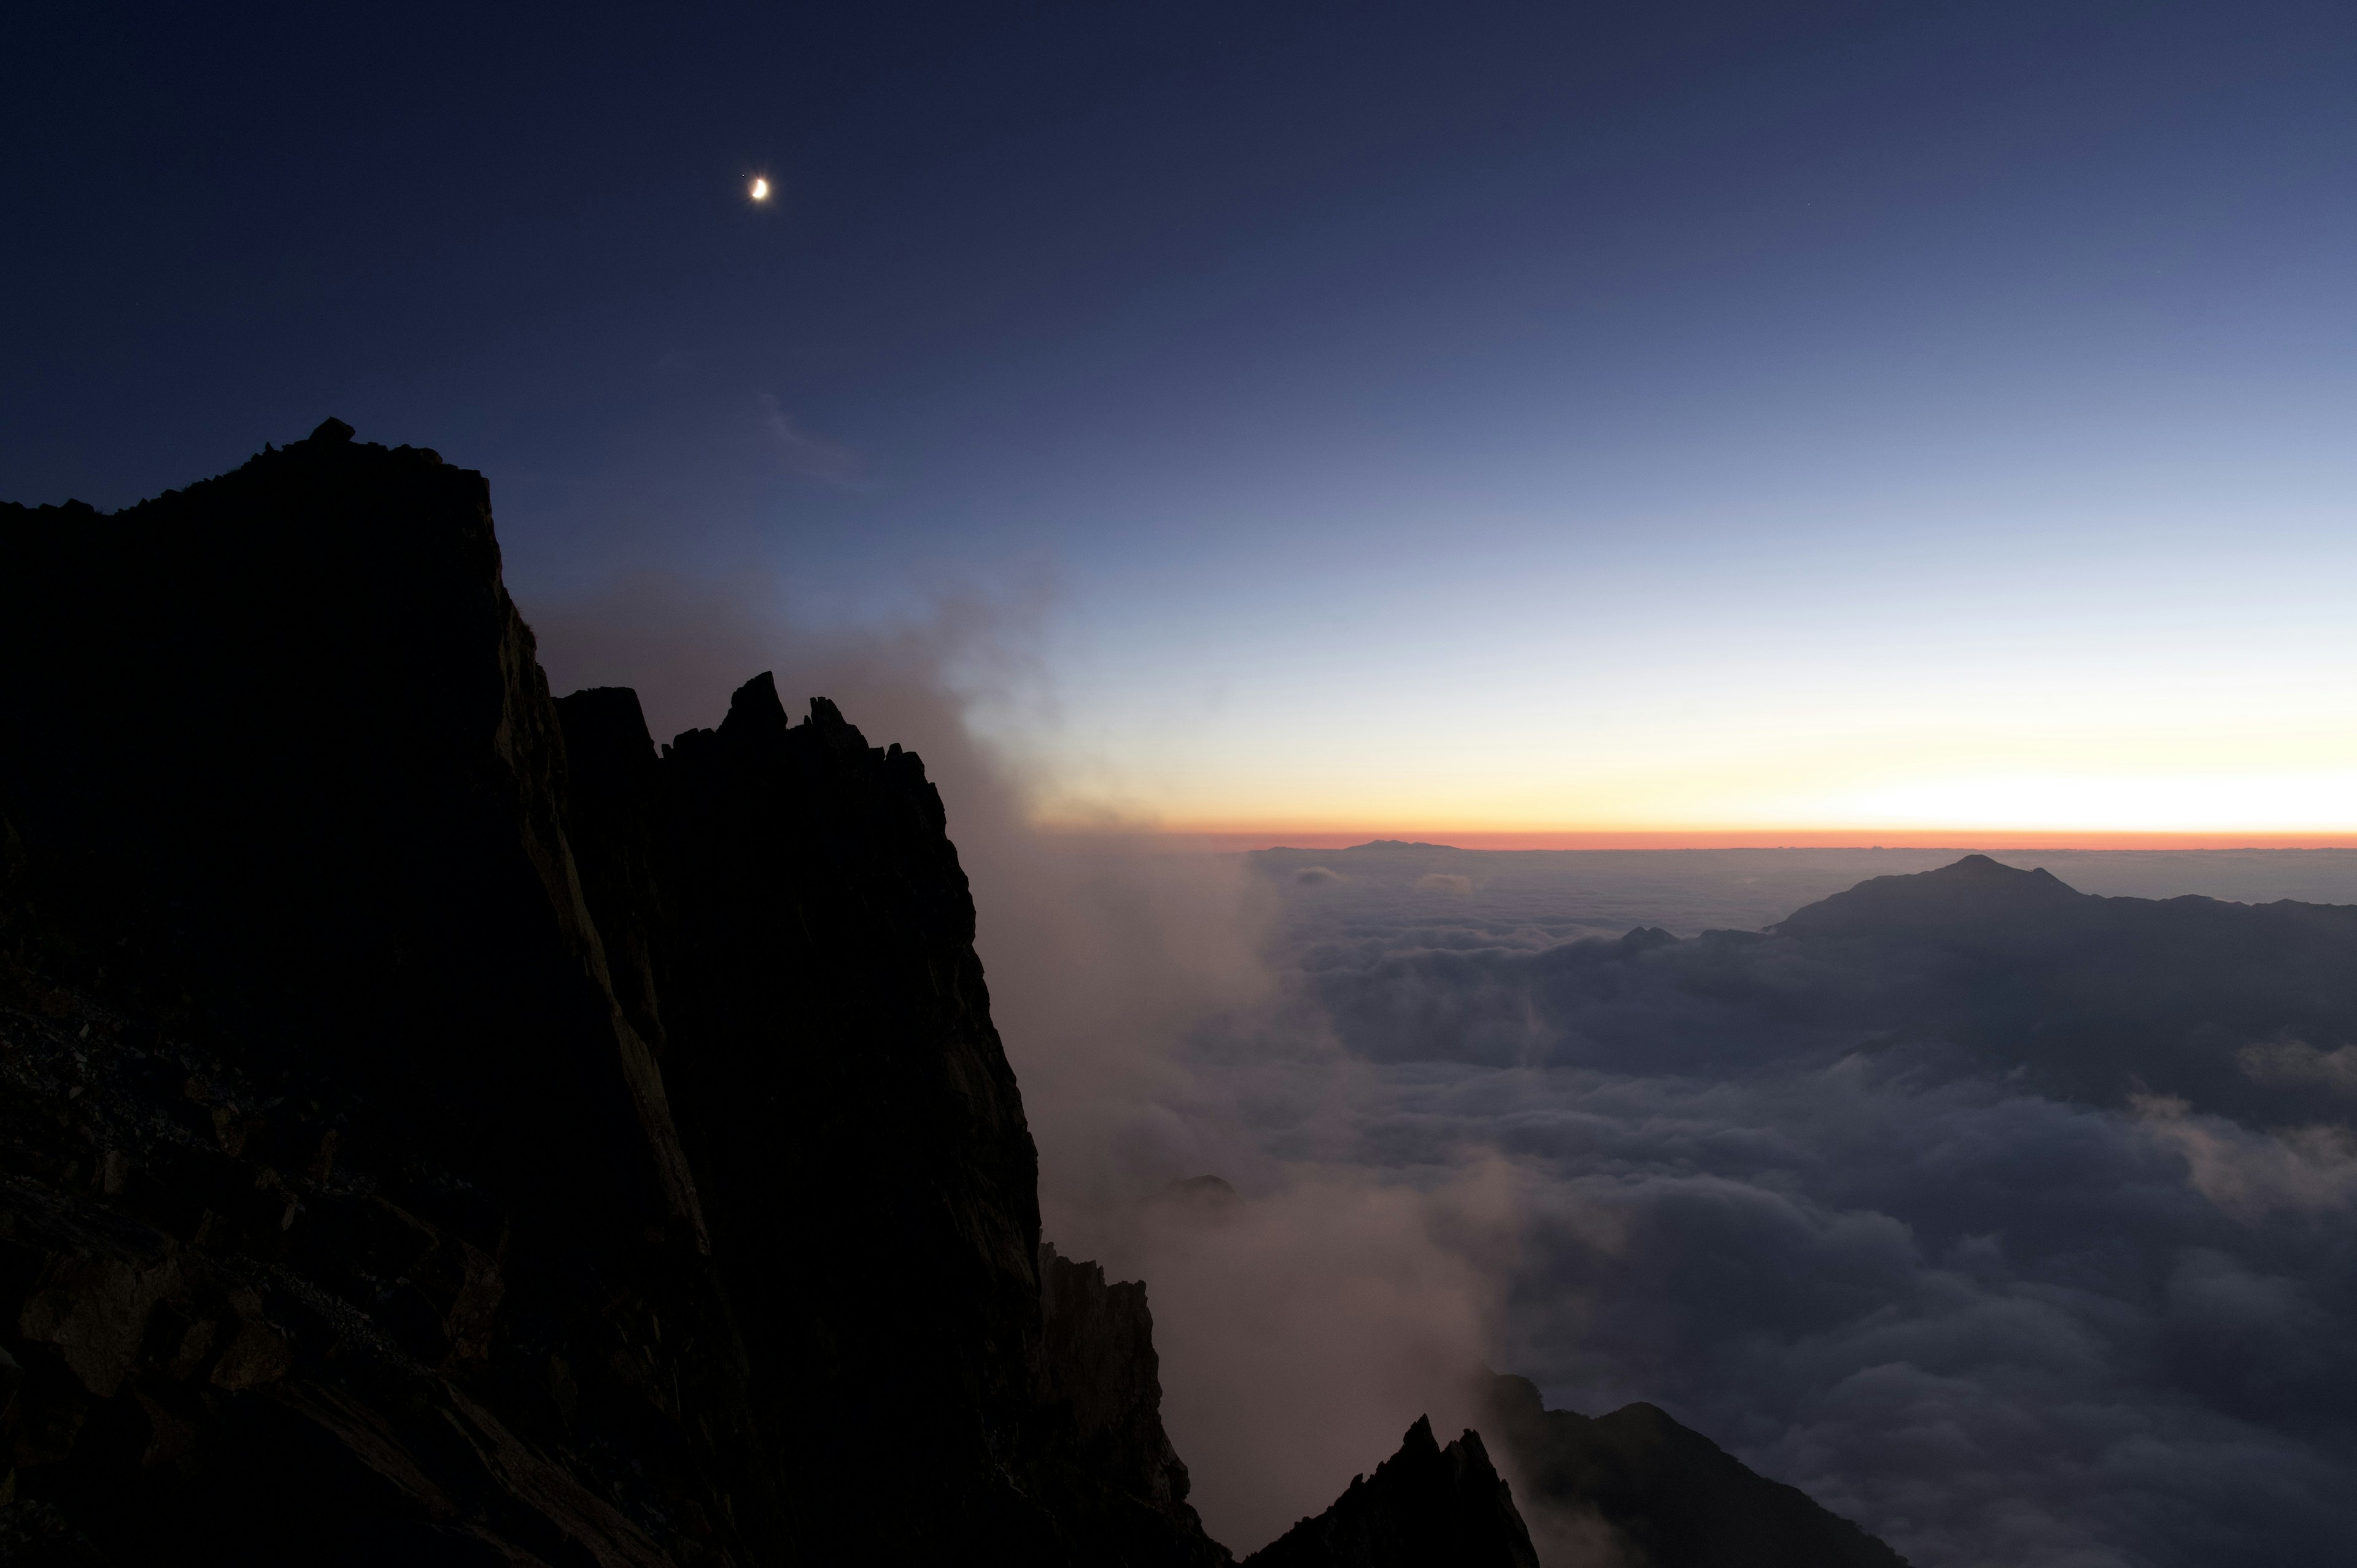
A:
0;422;1234;1565
1037;1243;1226;1563
1293;850;2357;1124
1;421;758;1563
1767;853;2357;1118
1480;1375;1909;1568
1768;852;2083;937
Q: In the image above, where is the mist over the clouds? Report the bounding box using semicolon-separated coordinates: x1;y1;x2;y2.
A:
528;576;1512;1552
1204;847;2357;1566
1089;851;2357;1564
528;584;2357;1566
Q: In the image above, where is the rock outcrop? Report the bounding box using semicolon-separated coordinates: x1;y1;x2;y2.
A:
1039;1245;1198;1520
1479;1374;1910;1568
1243;1417;1539;1568
1035;1243;1227;1566
553;673;1064;1560
0;422;1225;1564
0;422;1535;1566
2;420;743;1562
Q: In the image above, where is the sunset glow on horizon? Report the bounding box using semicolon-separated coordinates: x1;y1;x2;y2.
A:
1113;828;2357;854
1085;764;2357;846
1024;684;2357;844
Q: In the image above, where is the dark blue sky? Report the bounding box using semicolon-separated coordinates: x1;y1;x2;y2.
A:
10;1;2356;830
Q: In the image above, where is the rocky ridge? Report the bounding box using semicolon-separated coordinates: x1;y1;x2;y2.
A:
1479;1374;1910;1568
0;422;1539;1566
1244;1417;1539;1568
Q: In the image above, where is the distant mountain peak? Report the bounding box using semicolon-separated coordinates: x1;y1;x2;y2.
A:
1925;852;2072;887
1772;854;2084;938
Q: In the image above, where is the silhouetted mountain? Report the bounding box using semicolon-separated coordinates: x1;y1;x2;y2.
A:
554;671;1082;1560
1244;1417;1539;1568
1770;852;2083;938
1765;853;2357;1119
1479;1374;1909;1568
1295;848;2357;1124
0;422;1552;1566
0;423;1186;1564
2;421;755;1563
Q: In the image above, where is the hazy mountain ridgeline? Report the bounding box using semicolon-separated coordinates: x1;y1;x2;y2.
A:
1253;840;2357;940
1261;844;2357;1125
1477;1375;1906;1568
0;422;1654;1566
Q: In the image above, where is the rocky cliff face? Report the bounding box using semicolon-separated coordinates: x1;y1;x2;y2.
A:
1034;1243;1230;1566
554;673;1061;1559
1243;1417;1540;1568
0;421;1229;1564
0;420;736;1564
0;422;1552;1567
1039;1243;1199;1523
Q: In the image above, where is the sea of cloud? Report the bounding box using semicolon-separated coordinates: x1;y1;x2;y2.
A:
1091;854;2357;1566
531;580;2357;1567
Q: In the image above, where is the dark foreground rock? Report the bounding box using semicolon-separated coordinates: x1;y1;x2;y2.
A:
0;422;1221;1564
0;422;1528;1566
1479;1373;1910;1568
1244;1417;1539;1568
3;420;726;1566
1037;1243;1226;1566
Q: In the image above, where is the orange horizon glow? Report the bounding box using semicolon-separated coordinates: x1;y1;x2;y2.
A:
1076;827;2357;854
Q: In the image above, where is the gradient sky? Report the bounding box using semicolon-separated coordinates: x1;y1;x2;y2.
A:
9;1;2356;835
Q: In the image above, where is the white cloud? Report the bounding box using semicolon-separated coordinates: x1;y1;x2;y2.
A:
2135;1094;2357;1219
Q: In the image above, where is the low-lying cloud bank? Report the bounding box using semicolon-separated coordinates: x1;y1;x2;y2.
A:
532;584;2357;1566
1174;854;2357;1566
